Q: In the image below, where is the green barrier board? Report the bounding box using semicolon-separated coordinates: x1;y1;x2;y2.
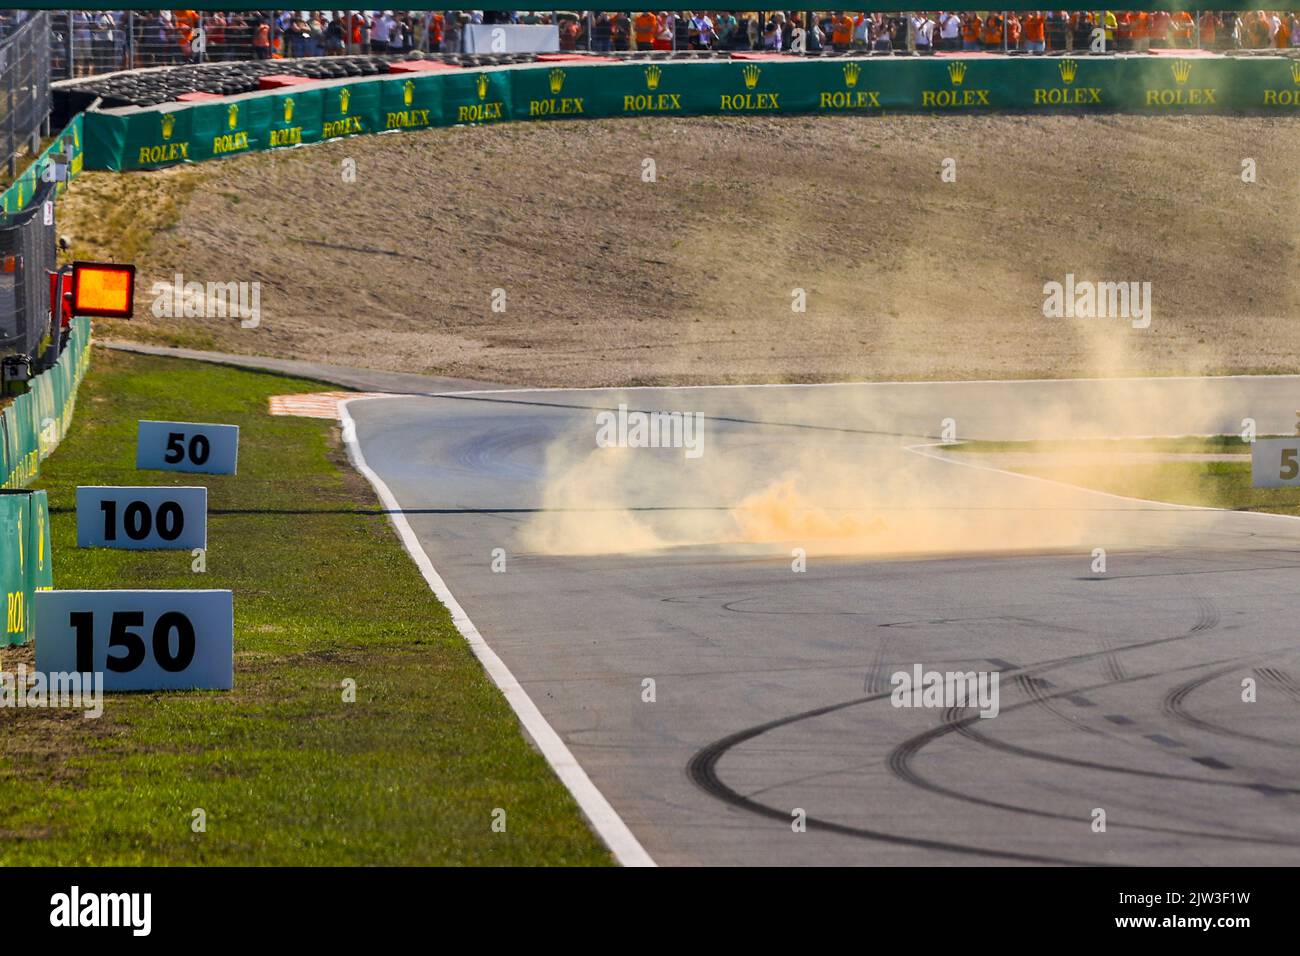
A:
0;316;90;646
83;55;1300;172
0;494;23;646
0;488;53;646
0;113;84;215
2;316;91;491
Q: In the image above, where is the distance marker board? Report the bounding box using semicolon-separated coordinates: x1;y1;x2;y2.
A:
35;589;233;691
1251;438;1300;489
137;420;239;475
76;486;207;550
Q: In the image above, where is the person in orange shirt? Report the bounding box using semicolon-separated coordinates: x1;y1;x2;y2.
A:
633;10;657;49
1115;11;1132;51
428;12;444;51
981;12;1003;49
1005;12;1022;49
961;12;981;50
1132;10;1150;52
1022;10;1045;52
175;9;199;60
831;11;854;50
1169;10;1194;47
252;17;271;59
1150;10;1171;48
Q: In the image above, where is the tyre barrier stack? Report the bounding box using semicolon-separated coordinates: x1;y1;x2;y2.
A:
54;51;541;114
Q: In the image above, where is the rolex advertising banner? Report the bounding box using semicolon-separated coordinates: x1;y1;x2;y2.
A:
1;316;92;491
443;67;514;126
0;492;26;646
83;56;1300;172
0;113;84;216
188;96;277;163
382;75;445;133
0;316;90;646
321;82;384;142
268;89;324;150
0;489;52;646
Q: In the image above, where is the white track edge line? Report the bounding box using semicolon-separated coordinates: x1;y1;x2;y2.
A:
337;397;656;867
425;372;1300;397
905;441;1300;526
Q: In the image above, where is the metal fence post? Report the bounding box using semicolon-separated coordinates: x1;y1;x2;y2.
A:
126;9;134;69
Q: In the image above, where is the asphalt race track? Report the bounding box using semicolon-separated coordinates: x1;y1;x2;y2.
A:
347;376;1300;866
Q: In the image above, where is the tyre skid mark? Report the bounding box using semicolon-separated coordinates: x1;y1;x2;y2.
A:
690;611;1300;860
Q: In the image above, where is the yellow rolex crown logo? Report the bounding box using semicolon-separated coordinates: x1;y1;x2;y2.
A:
548;68;565;94
843;62;861;89
284;97;294;122
742;64;761;90
1171;59;1192;85
228;104;239;129
645;64;662;90
340;88;351;113
161;113;176;140
476;73;489;99
948;61;967;86
1290;61;1300;84
403;80;414;105
1058;59;1077;84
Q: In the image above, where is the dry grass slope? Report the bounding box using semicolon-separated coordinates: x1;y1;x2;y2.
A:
60;113;1300;386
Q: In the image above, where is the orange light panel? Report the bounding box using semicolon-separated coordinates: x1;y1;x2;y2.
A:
70;261;136;318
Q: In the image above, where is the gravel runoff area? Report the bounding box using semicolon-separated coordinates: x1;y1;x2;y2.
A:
60;112;1300;387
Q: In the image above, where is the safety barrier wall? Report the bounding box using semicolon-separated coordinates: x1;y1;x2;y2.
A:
1;488;53;646
0;315;91;646
0;113;85;217
2;315;93;490
82;53;1300;171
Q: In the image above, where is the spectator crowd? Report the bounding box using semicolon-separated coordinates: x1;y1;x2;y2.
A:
54;10;1300;78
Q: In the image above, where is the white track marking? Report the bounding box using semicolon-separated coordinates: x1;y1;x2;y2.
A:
423;372;1300;398
337;397;656;867
905;441;1300;526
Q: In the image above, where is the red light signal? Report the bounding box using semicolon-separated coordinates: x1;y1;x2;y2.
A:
70;261;136;319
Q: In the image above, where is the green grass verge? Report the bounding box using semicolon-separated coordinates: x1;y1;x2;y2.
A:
950;437;1300;517
0;346;611;865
